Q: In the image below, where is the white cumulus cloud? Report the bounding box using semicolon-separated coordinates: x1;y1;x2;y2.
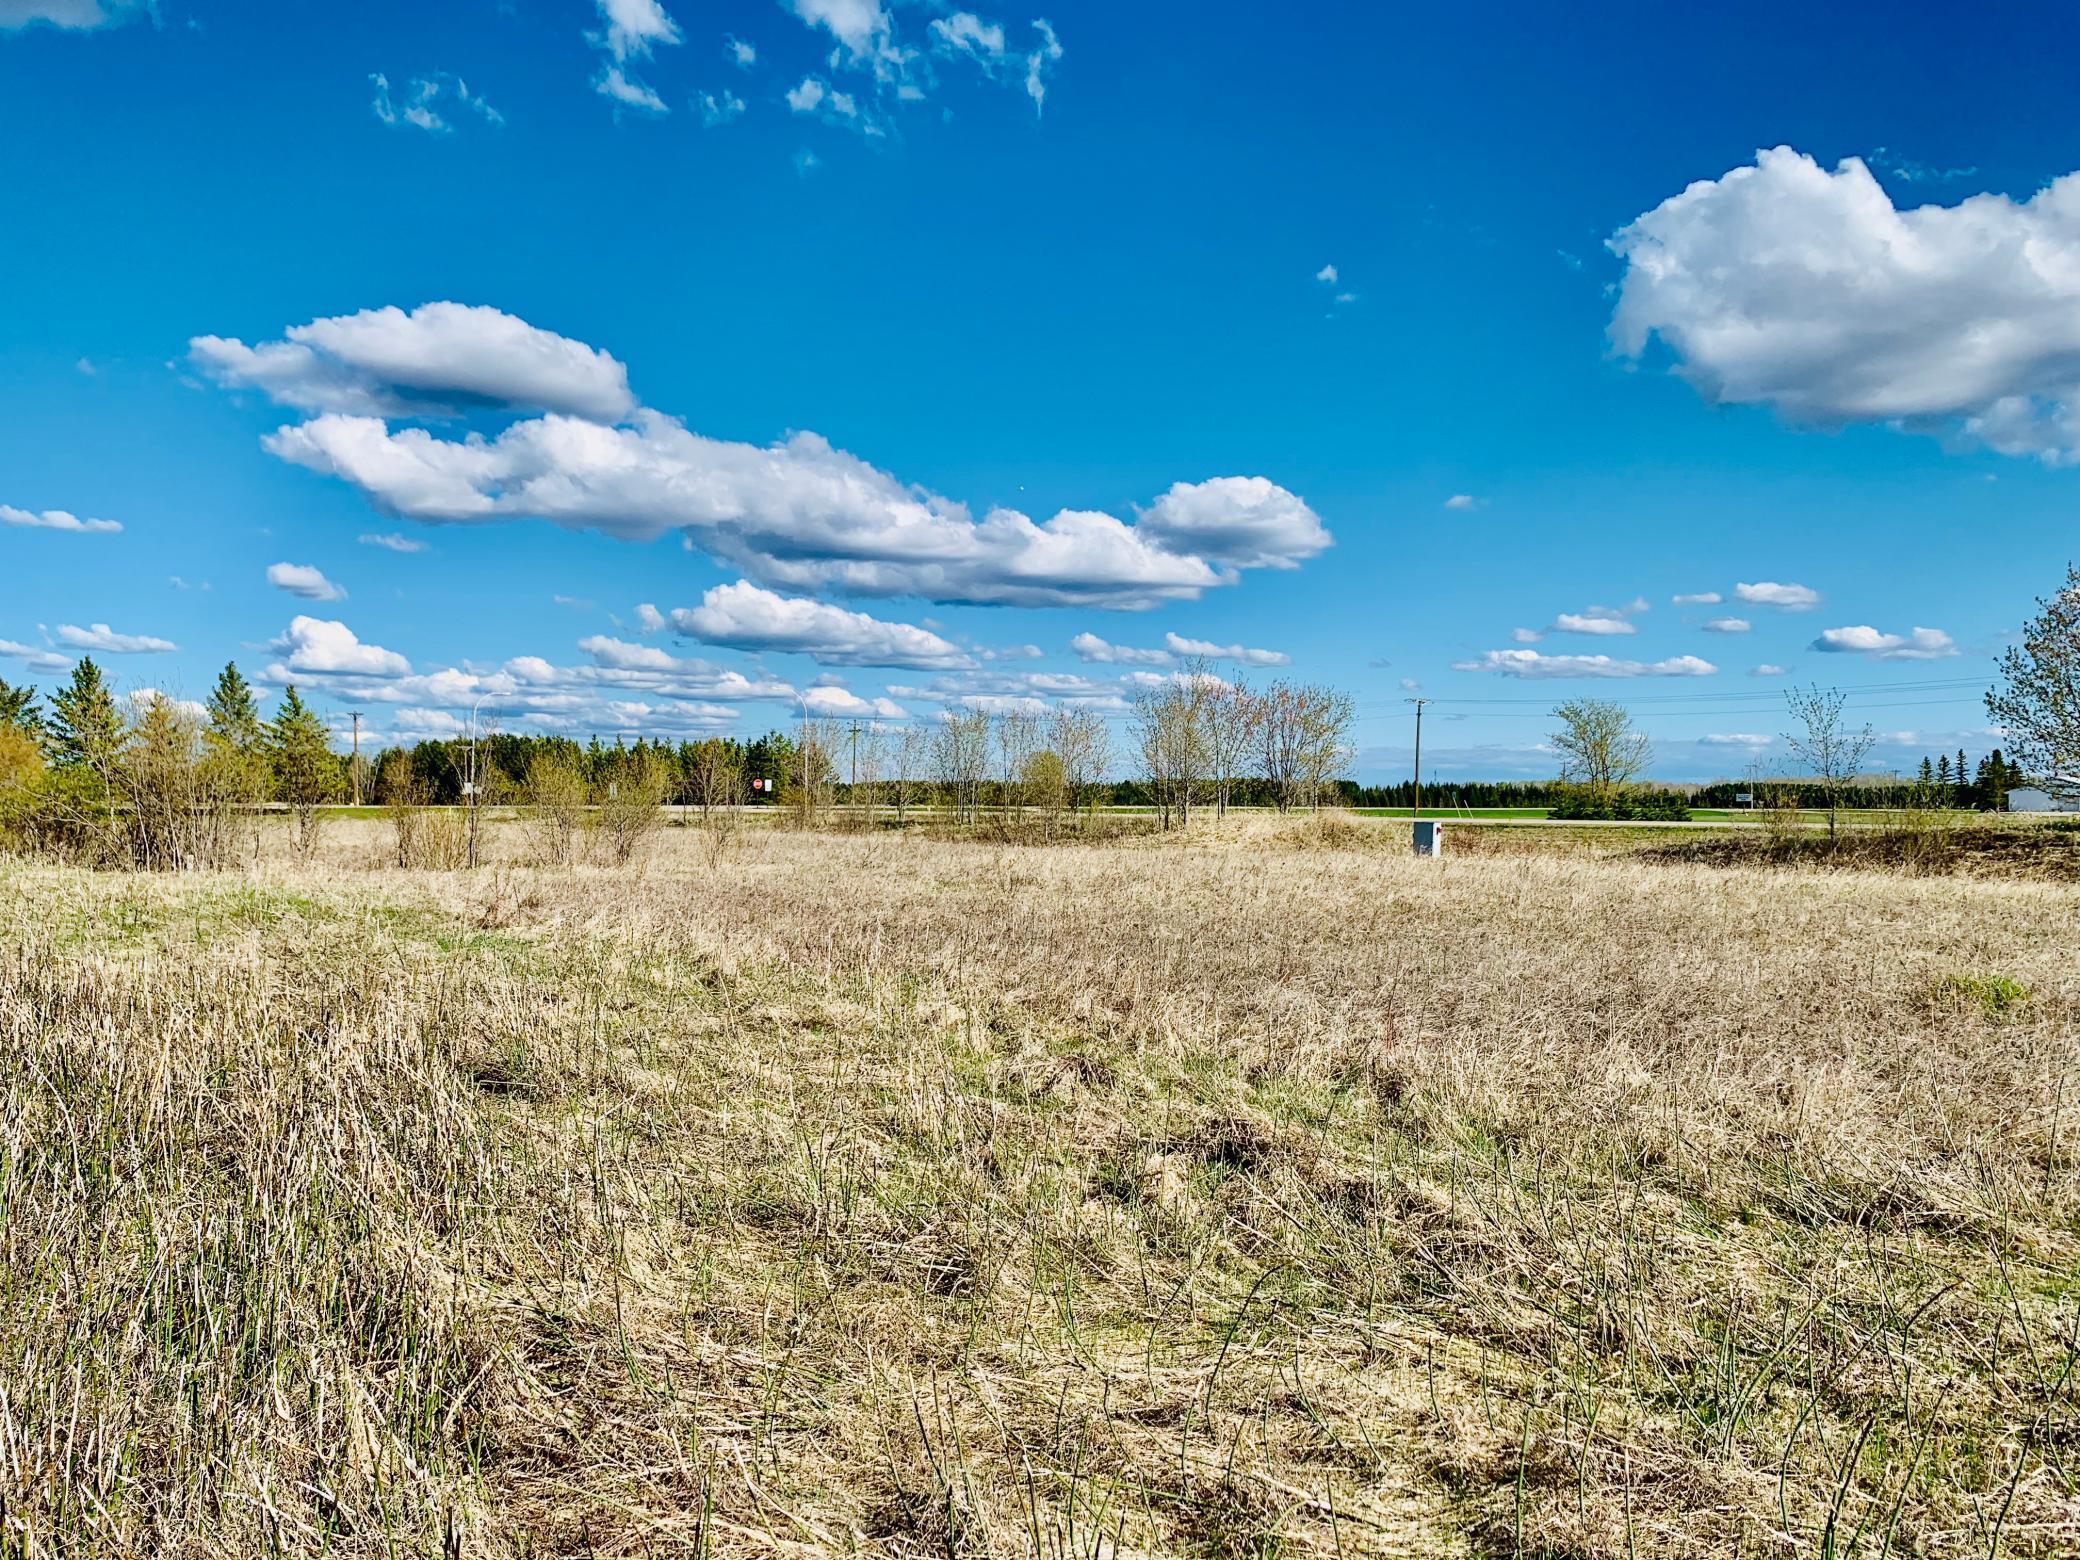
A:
1672;591;1721;605
1612;145;2080;463
210;308;1325;609
1811;625;1959;660
1702;617;1751;634
1735;580;1821;611
668;581;973;669
266;562;346;601
269;616;410;678
56;622;175;654
191;303;636;422
1133;476;1330;571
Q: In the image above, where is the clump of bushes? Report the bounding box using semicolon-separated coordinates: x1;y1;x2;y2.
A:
1549;788;1692;822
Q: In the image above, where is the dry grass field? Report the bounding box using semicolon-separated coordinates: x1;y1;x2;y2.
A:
3;815;2079;1557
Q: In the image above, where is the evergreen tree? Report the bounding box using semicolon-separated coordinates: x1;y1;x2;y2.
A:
268;685;337;855
204;661;265;755
1935;754;1950;788
1917;755;1934;786
48;658;123;776
0;677;43;744
1955;749;1969;803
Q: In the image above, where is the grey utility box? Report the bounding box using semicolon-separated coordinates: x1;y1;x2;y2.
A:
1412;820;1444;857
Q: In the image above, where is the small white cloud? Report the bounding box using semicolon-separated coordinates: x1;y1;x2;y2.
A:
126;688;209;721
1315;263;1339;285
358;531;427;553
1510;627;1542;644
1023;19;1061;116
370;71;502;134
1672;591;1722;605
1700;732;1775;748
633;602;666;633
1735;580;1821;611
1;503;121;534
803;686;906;719
1551;610;1636;637
266;562;347;602
1453;649;1717;679
930;11;1006;61
1163;631;1289;667
593;0;680;61
698;88;746;126
1750;663;1788;677
1811;624;1959;661
75;357;96;376
0;638;70;672
1443;494;1482;512
595;65;670;114
1069;632;1172;667
726;35;755;68
55;622;176;654
793;147;821;176
1701;616;1751;634
0;0;149;32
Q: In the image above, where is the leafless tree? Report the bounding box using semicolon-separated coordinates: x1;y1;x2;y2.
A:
1048;706;1110;824
855;722;887;827
995;709;1042;819
894;722;929;823
1202;677;1259;818
931;708;991;822
1258;679;1353;811
1783;684;1875;841
1130;666;1212;829
686;737;741;821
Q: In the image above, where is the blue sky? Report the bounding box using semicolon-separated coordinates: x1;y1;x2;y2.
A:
4;0;2077;779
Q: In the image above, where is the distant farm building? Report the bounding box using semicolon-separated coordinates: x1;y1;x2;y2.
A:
2008;787;2080;813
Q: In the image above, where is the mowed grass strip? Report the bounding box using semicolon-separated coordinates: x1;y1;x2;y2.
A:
1;819;2077;1557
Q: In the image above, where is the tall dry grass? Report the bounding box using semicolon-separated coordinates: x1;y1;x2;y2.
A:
1;818;2077;1556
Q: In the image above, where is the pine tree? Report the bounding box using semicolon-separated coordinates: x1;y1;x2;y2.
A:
1935;754;1951;788
204;661;265;755
268;685;337;855
0;677;43;744
1955;749;1969;804
48;658;123;776
1917;755;1934;786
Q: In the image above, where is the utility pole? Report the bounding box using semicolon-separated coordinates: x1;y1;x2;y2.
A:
1405;697;1429;819
849;719;859;812
349;711;363;807
465;696;485;869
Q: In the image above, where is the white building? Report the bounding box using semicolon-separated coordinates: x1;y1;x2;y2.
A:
2008;787;2080;813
